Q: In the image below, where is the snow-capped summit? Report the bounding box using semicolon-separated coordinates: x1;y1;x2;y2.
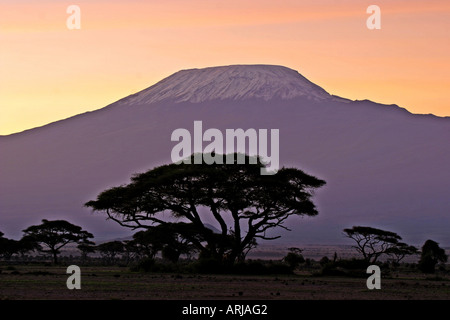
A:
122;65;338;105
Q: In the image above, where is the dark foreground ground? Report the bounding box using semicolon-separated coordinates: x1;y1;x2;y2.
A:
1;264;449;300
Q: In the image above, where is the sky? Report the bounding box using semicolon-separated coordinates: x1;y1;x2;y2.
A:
1;0;449;135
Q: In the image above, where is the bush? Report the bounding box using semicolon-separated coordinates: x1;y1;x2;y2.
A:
130;257;155;272
129;257;294;275
264;262;293;275
438;264;447;273
187;259;293;275
418;255;436;274
318;259;371;277
130;258;183;273
426;275;445;281
283;252;305;269
190;258;227;274
319;263;348;277
319;256;330;266
336;258;370;270
232;261;266;275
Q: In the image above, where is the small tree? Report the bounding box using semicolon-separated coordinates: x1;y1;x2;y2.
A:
418;240;448;274
128;228;167;260
77;241;96;262
319;256;331;266
343;226;402;264
96;241;124;265
22;219;94;264
386;242;418;265
0;232;19;260
123;240;140;264
129;223;199;263
283;247;305;269
17;236;41;258
0;232;41;260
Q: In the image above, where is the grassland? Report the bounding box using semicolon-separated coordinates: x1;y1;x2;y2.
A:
1;263;449;300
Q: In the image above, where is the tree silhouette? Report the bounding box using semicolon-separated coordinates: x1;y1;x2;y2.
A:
86;153;325;264
96;241;124;264
343;226;402;263
1;231;42;260
386;242;418;264
158;223;199;263
77;241;96;262
0;231;18;259
283;247;305;269
22;219;94;264
127;228;165;260
126;223;203;263
418;239;448;273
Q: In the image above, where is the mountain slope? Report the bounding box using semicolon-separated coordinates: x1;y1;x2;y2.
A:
0;65;449;245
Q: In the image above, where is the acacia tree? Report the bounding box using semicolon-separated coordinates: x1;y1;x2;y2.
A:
96;241;124;264
386;242;418;264
126;227;167;260
77;241;96;262
22;219;94;264
0;232;19;260
343;226;403;264
86;153;325;264
0;232;40;260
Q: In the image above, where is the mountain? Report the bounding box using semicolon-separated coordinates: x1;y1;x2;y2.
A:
119;65;344;104
1;65;449;245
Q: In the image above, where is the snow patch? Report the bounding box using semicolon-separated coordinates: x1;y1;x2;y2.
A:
122;65;344;105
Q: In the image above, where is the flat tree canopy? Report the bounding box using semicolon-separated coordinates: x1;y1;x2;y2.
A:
96;241;124;264
386;242;418;264
343;226;403;263
86;153;325;263
22;219;94;264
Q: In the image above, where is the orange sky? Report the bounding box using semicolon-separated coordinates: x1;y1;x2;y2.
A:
1;0;449;135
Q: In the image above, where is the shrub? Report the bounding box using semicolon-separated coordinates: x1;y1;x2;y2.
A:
318;259;371;277
264;262;293;275
336;258;370;270
283;252;305;270
233;261;266;275
319;263;347;277
130;257;155;272
319;256;330;266
188;259;293;275
418;240;448;274
190;258;227;274
418;255;437;274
